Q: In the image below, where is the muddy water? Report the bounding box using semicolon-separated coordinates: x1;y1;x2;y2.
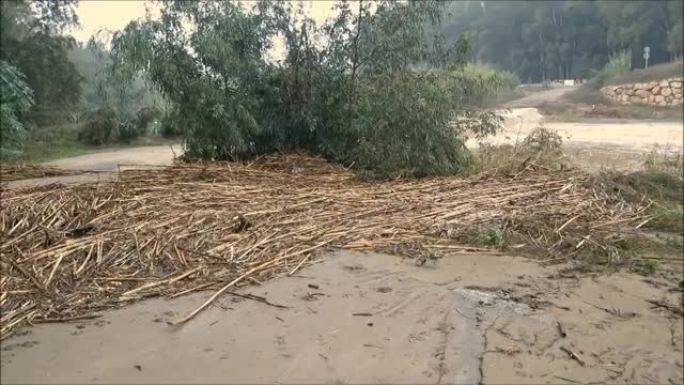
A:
2;251;682;384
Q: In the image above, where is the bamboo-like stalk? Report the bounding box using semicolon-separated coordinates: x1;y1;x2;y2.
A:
0;154;647;339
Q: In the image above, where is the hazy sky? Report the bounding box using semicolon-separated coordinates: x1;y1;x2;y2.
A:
70;0;338;43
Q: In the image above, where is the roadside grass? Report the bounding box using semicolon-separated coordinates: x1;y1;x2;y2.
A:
482;89;526;108
21;138;91;164
474;129;682;273
595;147;683;274
605;61;683;86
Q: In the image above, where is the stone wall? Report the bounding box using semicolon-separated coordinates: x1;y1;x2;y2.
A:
600;78;683;106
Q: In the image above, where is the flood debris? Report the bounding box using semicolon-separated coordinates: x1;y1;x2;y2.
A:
0;165;83;183
0;154;646;338
560;345;586;367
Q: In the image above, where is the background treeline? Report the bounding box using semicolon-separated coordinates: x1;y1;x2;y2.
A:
1;0;162;162
430;0;683;83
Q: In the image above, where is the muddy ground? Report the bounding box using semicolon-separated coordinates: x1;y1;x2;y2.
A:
1;251;682;384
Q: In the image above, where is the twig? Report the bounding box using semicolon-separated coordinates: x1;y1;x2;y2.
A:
226;291;289;309
560;346;585;366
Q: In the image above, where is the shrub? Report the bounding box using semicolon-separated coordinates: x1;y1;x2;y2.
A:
78;106;157;145
78;107;118;145
444;63;520;106
110;1;506;177
591;51;630;86
352;71;472;178
134;106;160;135
474;127;566;174
116;118;138;144
649;206;684;233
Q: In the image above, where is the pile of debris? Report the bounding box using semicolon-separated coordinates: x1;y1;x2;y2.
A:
0;154;647;339
0;165;82;183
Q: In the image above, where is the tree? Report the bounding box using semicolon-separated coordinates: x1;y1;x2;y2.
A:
0;60;34;159
431;0;683;82
110;0;507;177
0;0;82;122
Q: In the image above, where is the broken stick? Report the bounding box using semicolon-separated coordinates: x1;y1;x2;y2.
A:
560;346;585;366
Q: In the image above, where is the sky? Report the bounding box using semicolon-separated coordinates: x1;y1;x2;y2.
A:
70;0;339;44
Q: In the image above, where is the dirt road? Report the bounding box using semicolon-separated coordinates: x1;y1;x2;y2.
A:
492;107;683;150
45;144;181;171
2;250;681;384
504;86;578;108
4;145;181;189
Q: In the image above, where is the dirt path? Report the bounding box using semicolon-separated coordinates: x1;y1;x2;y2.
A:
44;144;181;171
464;107;684;171
493;107;683;151
2;250;681;384
3;145;181;189
504;86;578;108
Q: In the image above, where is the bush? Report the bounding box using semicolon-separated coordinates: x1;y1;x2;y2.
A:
159;115;178;138
134;106;160;135
110;1;507;177
591;51;630;86
116;119;138;144
444;63;520;106
78;107;118;145
475;127;566;174
78;107;149;145
352;72;472;178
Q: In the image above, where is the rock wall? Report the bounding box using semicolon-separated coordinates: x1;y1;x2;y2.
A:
600;78;683;106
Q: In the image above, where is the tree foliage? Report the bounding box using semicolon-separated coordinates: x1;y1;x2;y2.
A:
1;0;82;119
109;0;510;177
0;60;34;159
431;0;684;83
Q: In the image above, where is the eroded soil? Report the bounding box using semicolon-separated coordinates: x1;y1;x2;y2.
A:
1;251;682;384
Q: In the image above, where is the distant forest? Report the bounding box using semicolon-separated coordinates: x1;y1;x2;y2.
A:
431;0;683;83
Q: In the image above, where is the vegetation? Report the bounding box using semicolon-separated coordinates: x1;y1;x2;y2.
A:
0;61;34;161
606;60;684;86
474;127;566;175
0;0;81;125
431;1;683;83
0;0;162;162
542;59;683;122
107;0;510;177
590;51;631;87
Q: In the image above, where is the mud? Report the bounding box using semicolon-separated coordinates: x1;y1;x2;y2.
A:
2;250;682;384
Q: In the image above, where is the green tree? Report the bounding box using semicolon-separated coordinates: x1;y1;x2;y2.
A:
431;0;682;82
0;60;34;159
110;0;506;177
0;0;82;122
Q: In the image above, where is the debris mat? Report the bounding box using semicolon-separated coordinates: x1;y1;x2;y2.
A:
0;165;82;183
0;154;647;339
